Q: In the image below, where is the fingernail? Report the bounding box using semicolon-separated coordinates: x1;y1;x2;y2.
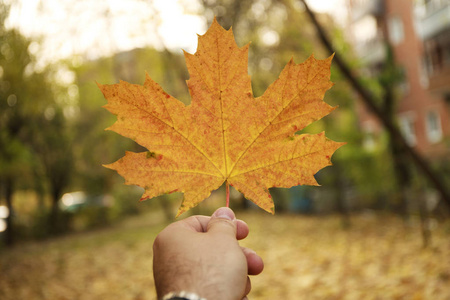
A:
213;207;235;221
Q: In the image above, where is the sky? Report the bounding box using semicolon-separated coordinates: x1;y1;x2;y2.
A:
5;0;347;66
5;0;206;67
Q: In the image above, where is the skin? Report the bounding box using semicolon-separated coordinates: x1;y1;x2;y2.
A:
153;207;264;300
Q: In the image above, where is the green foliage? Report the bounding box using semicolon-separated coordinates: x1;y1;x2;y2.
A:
0;4;77;241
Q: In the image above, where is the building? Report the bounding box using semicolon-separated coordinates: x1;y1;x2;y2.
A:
347;0;450;160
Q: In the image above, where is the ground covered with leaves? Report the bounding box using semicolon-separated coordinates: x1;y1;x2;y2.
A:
1;211;449;300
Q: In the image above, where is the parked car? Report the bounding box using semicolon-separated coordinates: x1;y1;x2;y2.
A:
0;205;9;234
59;192;113;213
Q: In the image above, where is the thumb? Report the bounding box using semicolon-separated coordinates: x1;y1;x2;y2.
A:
206;207;237;237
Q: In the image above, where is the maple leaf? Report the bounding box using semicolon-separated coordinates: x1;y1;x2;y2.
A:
98;19;344;217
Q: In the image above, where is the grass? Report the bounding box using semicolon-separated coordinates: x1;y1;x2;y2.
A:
1;209;449;300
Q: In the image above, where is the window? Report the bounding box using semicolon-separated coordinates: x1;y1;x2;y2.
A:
399;114;417;146
425;110;443;143
388;15;404;45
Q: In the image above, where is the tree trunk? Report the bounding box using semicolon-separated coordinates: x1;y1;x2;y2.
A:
379;52;413;219
33;170;46;212
48;185;63;235
390;139;412;218
333;163;351;229
417;184;432;248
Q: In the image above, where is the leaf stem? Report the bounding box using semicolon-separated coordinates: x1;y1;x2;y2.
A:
226;181;230;208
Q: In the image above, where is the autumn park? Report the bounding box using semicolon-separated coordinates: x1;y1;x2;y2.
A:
1;0;450;299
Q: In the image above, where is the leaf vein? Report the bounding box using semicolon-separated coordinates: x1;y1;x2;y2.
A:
228;62;326;175
120;85;222;175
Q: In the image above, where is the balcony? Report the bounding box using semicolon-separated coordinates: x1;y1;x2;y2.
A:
420;1;450;39
428;65;450;94
354;33;386;66
351;0;384;22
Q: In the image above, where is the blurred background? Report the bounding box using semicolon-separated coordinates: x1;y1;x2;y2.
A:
1;0;449;299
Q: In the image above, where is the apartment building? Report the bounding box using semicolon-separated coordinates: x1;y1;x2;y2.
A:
347;0;450;159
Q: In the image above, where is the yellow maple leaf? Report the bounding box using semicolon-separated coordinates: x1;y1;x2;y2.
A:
98;19;344;217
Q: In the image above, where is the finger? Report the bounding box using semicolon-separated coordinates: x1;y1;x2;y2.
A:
206;207;237;237
236;219;249;240
179;215;211;232
180;211;248;239
242;247;264;275
244;276;251;296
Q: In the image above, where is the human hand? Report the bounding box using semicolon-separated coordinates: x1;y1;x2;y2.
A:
153;207;264;300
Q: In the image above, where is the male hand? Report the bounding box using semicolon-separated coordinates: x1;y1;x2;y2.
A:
153;207;264;300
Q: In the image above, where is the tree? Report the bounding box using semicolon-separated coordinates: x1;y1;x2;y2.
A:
0;3;76;241
300;0;450;209
0;4;36;244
